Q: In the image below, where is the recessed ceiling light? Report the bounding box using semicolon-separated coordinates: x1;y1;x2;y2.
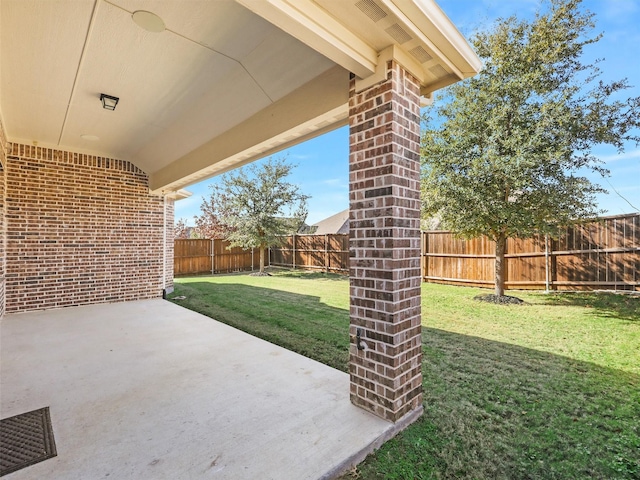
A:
132;10;165;33
81;134;100;141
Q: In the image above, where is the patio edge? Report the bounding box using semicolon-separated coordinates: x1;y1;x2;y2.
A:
319;405;424;480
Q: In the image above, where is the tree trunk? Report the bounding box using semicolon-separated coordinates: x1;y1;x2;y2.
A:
259;246;265;273
495;233;507;297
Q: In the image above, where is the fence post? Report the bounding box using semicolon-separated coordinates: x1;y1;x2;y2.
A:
544;234;550;293
293;234;296;270
421;232;428;282
211;238;216;275
550;236;557;290
252;247;254;271
325;234;329;273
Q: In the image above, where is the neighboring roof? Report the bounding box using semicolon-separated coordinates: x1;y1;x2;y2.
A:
0;0;481;195
311;209;350;235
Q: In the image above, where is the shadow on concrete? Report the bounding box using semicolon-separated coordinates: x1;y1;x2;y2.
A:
171;281;351;372
172;280;639;479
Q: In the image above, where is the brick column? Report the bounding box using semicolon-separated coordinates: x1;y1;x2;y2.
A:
0;121;6;318
163;196;175;296
0;156;5;319
349;60;423;423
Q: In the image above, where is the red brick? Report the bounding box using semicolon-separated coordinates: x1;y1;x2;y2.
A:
1;127;174;313
349;61;423;423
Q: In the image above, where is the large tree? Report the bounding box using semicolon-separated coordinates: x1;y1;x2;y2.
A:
421;0;640;297
197;157;308;274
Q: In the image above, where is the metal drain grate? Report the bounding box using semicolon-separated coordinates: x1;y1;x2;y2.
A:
0;407;57;477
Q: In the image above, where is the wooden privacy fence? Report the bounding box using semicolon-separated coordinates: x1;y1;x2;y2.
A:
422;213;639;291
269;234;349;273
174;239;259;275
174;214;639;291
174;235;349;275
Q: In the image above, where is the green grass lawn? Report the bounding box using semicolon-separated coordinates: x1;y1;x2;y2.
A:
170;270;639;480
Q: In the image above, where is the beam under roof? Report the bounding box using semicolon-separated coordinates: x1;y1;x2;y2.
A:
150;65;350;193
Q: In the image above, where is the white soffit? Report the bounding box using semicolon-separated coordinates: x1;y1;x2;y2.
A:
149;65;350;192
238;0;481;93
0;0;338;183
0;0;95;144
0;0;480;193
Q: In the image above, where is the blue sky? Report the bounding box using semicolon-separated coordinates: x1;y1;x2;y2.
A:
176;0;640;226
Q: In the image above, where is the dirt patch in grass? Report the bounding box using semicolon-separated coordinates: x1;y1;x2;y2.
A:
473;294;525;304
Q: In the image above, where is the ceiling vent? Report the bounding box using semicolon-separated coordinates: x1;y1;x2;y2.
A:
429;65;448;78
385;24;412;44
409;46;433;64
355;0;387;22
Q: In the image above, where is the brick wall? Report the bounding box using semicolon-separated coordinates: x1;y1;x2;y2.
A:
348;61;423;422
163;197;175;295
4;141;173;313
0;121;6;317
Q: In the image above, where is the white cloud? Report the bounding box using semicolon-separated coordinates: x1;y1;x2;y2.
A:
607;164;640;177
597;149;640;162
290;153;314;161
322;178;347;188
610;184;640;193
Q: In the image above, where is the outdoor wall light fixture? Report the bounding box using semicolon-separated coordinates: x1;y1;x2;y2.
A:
100;94;119;111
356;328;367;350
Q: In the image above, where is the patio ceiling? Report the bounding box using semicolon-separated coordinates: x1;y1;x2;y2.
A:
0;0;480;194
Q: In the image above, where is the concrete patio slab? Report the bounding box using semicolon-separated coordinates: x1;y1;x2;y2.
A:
1;299;399;479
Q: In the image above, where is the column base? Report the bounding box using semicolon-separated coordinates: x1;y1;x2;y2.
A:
321;405;423;480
